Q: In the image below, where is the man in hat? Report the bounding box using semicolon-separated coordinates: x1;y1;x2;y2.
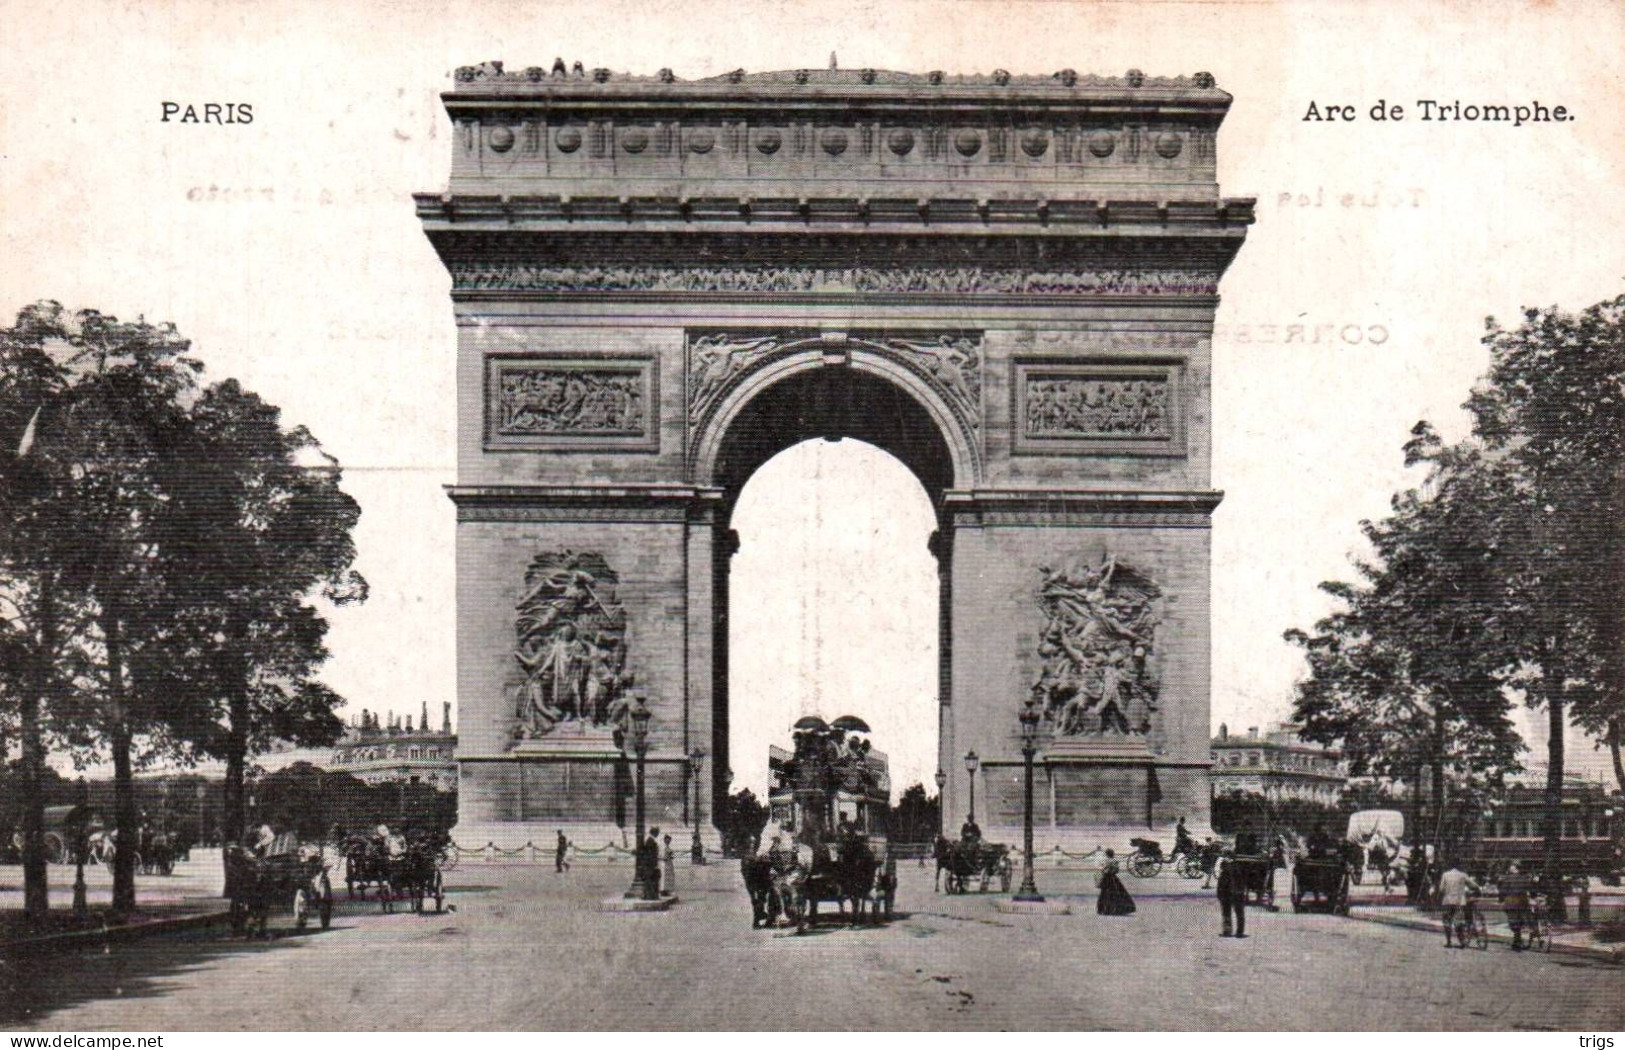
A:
636;826;661;899
1216;848;1247;938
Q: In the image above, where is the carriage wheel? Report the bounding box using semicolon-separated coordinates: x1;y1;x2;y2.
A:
1128;855;1160;879
1178;855;1204;880
294;888;310;930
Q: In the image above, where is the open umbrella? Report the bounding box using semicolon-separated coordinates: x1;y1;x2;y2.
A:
831;715;871;733
792;715;829;732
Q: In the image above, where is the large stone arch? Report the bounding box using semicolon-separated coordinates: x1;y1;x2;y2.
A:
422;61;1254;853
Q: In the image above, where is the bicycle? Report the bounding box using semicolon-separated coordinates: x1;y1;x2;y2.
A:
1462;896;1489;950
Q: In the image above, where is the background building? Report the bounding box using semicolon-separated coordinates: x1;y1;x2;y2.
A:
1210;722;1345;805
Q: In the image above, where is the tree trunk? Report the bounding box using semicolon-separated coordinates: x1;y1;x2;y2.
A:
1608;719;1625;795
105;609;138;914
1542;683;1567;920
222;692;248;852
19;572;54;922
1431;710;1447;851
1408;760;1424;846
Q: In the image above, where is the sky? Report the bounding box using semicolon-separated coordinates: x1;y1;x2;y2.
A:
3;0;1623;797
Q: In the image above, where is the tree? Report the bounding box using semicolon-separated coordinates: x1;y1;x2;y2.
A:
1286;429;1523;842
888;782;940;844
140;379;365;853
1466;295;1625;910
0;302;201;913
1;302;365;915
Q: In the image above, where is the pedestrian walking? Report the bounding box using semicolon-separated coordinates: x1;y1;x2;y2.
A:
1217;849;1247;938
1095;848;1136;915
555;829;570;873
1498;861;1534;951
662;834;677;896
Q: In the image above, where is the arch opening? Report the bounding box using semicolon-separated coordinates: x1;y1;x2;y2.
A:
708;366;957;834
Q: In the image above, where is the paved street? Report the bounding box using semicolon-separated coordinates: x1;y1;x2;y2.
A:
3;860;1621;1031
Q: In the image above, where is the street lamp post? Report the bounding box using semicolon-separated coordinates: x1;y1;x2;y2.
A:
623;695;656;900
72;775;89;914
963;750;980;825
196;783;208;854
934;769;947;836
689;747;707;865
1014;698;1044;902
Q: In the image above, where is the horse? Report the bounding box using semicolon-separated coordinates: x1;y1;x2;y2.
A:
833;839;881;923
874;854;898;919
142;832;175;876
742;843;803;929
344;837;393;899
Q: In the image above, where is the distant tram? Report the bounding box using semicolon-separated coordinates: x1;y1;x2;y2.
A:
1463;786;1623;883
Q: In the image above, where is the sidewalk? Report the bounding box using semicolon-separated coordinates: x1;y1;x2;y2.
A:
1344;900;1624;964
0;854;229;956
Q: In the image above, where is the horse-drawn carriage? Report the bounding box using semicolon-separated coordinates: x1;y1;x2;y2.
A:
934;837;1013;894
1228;833;1279;909
743;834;894;931
224;845;334;937
38;805;99;866
342;832;448;913
1126;837;1208;880
1290;854;1353;914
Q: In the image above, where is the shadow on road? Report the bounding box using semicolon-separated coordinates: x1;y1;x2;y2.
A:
0;921;334;1027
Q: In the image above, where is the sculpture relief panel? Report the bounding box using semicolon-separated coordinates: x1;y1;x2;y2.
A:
1012;360;1185;456
1030;556;1162;738
485;357;658;451
509;550;637;743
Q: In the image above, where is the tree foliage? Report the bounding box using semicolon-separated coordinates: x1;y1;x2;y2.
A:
1287;293;1625;916
1;301;366;919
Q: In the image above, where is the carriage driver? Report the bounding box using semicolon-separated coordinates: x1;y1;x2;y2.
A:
960;815;982;844
1175;816;1196;858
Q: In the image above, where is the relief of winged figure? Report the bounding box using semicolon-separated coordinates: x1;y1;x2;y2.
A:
1031;555;1162;738
511;551;633;739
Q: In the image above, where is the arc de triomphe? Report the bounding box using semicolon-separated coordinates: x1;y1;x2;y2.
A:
416;61;1254;850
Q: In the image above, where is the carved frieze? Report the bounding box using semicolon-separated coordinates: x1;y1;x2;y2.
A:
1012;360;1185;457
485;357;658;451
1025;376;1171;439
451;261;1218;297
1031;556;1162;738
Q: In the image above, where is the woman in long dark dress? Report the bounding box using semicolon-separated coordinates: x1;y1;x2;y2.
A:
1096;848;1136;915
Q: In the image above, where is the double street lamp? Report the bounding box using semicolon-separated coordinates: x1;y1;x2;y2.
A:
1014;696;1045;902
622;695;657;901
